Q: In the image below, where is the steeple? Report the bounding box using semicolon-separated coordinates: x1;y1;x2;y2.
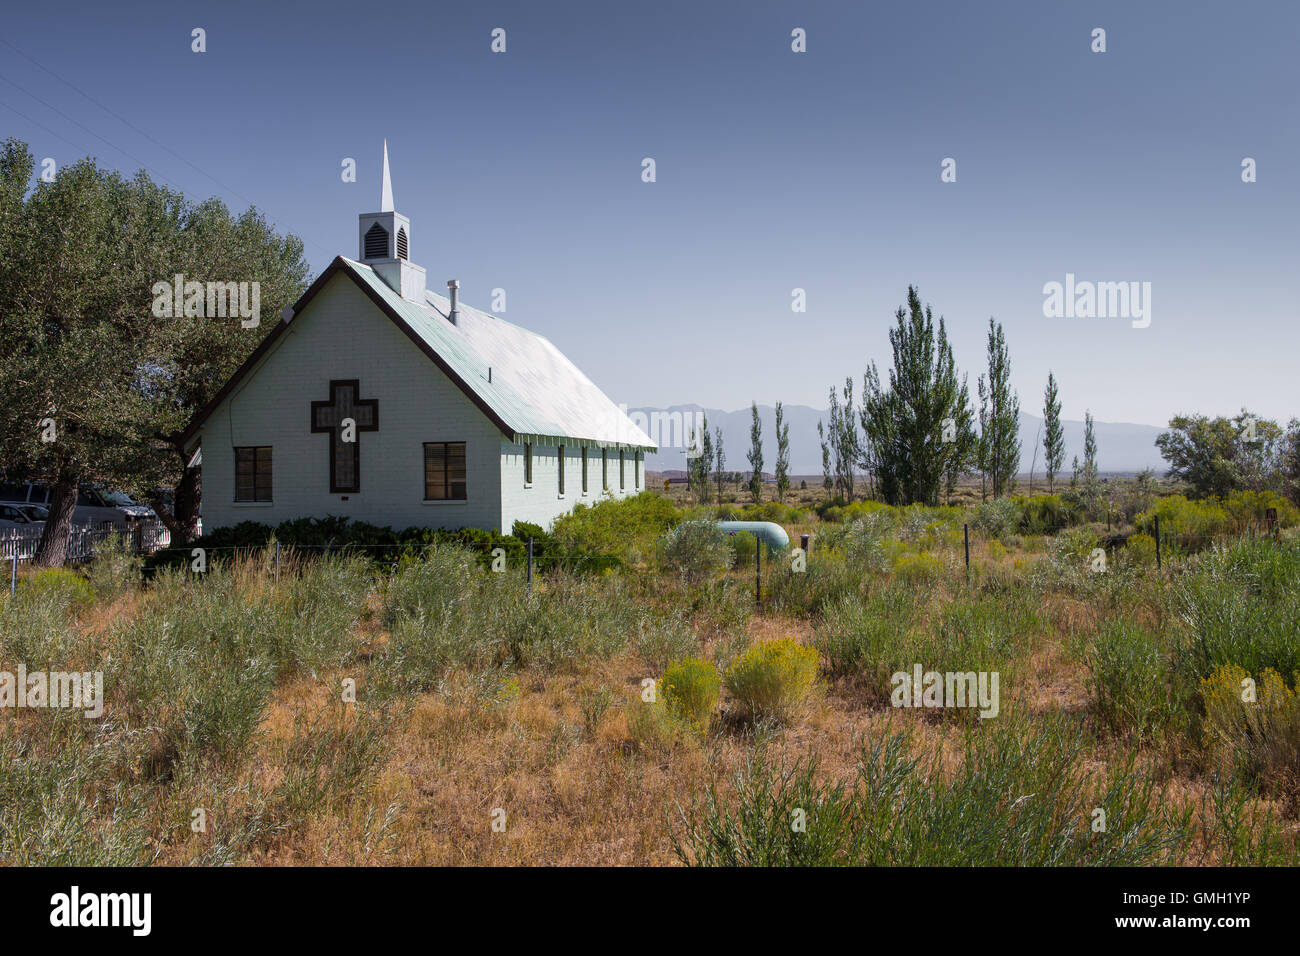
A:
357;141;425;303
380;139;394;213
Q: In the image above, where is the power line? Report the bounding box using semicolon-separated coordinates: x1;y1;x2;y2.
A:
0;39;334;259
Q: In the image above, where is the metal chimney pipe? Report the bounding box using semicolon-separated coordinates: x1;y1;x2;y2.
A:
447;279;459;324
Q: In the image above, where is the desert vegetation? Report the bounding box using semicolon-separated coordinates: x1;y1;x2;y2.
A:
2;488;1298;866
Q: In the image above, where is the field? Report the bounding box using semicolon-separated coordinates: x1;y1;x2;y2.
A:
2;488;1299;866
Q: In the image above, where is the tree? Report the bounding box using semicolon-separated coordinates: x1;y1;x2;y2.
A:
818;420;833;491
0;139;307;564
861;287;971;506
688;412;712;504
747;401;764;502
977;318;1020;498
713;427;726;503
1043;372;1064;493
1155;410;1284;499
774;401;790;503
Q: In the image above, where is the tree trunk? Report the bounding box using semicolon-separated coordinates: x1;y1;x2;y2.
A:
148;444;202;544
33;473;78;568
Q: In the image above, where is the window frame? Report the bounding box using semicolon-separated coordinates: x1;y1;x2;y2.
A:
423;441;468;501
524;442;533;485
558;445;566;496
619;450;625;490
581;448;589;494
234;446;273;503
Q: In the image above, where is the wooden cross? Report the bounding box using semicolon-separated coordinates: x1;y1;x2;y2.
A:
311;379;378;493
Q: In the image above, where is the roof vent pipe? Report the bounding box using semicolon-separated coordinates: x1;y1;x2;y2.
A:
447;279;459;325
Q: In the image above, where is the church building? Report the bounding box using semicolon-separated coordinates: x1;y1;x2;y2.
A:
182;144;656;533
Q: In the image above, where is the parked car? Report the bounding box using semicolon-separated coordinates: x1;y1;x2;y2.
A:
0;503;43;529
0;482;155;529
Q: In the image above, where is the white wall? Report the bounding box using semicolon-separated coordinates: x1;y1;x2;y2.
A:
200;273;504;531
498;443;643;532
198;272;648;534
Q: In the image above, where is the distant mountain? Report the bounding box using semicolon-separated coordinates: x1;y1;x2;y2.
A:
631;404;1167;477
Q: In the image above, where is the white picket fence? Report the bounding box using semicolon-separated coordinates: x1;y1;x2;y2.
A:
0;520;172;565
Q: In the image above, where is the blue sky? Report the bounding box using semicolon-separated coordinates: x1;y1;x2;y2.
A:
3;0;1296;427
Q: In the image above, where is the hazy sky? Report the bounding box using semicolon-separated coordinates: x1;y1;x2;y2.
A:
3;0;1296;427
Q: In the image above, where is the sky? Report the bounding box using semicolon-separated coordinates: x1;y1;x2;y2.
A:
2;0;1297;428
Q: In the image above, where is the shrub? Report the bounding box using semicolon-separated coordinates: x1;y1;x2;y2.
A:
661;658;722;734
20;568;95;610
553;490;681;556
86;534;142;600
671;718;1191;866
1201;665;1300;801
892;550;943;584
1083;619;1177;741
660;521;733;585
1124;532;1157;567
1013;494;1075;535
724;638;820;724
969;498;1021;540
627;699;682;752
813;586;915;680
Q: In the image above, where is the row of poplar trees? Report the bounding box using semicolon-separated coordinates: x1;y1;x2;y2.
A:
818;286;1076;506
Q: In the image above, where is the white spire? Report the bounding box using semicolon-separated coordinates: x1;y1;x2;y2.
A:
380;139;394;212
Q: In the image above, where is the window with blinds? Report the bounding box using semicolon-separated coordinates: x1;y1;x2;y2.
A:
424;442;467;500
235;446;272;502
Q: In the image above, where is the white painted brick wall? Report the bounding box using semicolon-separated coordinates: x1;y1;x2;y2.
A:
199;273;646;534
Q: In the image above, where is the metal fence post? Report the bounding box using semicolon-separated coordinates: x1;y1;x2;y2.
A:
963;523;970;583
10;554;16;596
1154;515;1162;571
755;537;762;609
526;537;534;597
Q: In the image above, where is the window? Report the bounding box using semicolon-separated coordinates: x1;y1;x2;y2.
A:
524;443;532;484
424;442;467;500
364;221;389;258
235;446;273;502
635;451;641;488
581;448;588;493
558;445;565;496
396;226;408;260
619;450;625;490
602;448;608;490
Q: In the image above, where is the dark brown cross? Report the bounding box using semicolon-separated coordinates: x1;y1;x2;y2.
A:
311;379;378;493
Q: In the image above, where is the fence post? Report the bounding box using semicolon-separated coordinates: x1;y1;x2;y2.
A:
755;538;762;609
10;554;15;596
526;537;534;597
275;540;281;582
1154;515;1162;571
963;523;970;584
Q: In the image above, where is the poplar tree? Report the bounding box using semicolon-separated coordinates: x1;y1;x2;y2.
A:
861;287;970;506
774;401;790;503
747;401;764;502
1043;372;1064;493
978;318;1021;498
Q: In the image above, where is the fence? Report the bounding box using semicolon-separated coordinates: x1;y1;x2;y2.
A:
0;520;172;565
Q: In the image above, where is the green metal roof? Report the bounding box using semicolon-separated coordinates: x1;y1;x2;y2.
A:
343;258;656;451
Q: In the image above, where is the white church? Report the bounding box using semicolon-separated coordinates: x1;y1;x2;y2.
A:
183;145;656;533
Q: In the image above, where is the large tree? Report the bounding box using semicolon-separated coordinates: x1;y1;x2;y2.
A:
1042;372;1064;493
0;139;308;564
1155;410;1285;499
688;412;712;505
861;287;970;506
